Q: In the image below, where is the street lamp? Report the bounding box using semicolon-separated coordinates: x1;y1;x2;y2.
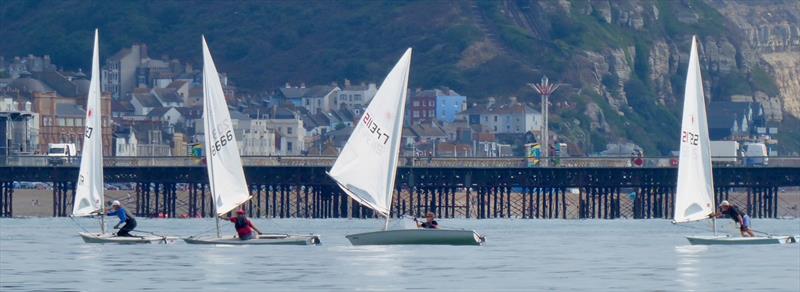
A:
528;76;560;166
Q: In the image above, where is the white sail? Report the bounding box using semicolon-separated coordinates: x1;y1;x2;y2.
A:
329;48;412;217
202;36;251;216
674;36;715;223
72;29;104;217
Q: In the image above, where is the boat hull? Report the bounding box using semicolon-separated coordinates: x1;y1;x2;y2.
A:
686;235;797;245
79;232;177;244
183;233;321;245
346;229;485;246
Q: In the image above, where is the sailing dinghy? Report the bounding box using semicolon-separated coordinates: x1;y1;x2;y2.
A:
75;30;175;244
329;48;484;246
182;37;320;245
674;36;796;245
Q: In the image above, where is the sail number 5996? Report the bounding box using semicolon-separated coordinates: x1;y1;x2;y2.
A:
210;130;234;157
682;131;698;146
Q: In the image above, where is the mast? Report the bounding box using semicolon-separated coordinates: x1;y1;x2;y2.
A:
100;210;106;234
209;145;220;238
204;55;221;238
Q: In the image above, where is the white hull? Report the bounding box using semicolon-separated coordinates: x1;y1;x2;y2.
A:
79;232;177;244
183;233;321;245
686;235;797;245
346;229;485;246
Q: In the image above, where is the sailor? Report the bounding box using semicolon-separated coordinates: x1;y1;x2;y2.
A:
416;212;439;229
713;200;754;237
221;210;263;240
107;200;137;237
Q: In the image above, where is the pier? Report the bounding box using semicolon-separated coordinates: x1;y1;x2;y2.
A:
0;156;798;219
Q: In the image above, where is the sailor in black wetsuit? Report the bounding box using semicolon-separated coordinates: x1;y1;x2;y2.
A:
713;200;754;237
107;200;137;237
416;212;439;229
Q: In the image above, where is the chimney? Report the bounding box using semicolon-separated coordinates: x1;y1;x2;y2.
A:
487;97;496;107
344;79;351;87
285;82;291;88
300;82;306;89
509;96;518;105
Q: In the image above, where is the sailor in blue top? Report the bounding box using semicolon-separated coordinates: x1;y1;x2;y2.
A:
107;200;137;237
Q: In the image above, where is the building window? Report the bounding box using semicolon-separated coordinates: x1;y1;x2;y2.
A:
413;101;419;107
413;111;419;118
287;127;293;135
287;142;293;152
493;116;498;122
58;118;66;126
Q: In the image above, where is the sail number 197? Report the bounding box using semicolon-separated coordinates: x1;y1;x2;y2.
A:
210;130;234;157
682;131;698;146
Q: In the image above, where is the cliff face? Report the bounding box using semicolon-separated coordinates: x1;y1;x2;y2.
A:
476;0;797;153
707;0;800;120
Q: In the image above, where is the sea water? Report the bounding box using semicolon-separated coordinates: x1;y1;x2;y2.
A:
1;218;798;291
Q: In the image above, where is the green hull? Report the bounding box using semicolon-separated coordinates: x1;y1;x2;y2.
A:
346;229;485;246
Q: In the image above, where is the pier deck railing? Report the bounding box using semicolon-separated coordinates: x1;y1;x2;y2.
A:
2;155;799;168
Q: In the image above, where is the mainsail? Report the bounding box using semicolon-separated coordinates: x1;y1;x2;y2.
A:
673;36;715;223
72;29;104;217
329;48;412;217
202;36;251;216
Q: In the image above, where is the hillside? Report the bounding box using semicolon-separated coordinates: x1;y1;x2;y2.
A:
1;0;797;154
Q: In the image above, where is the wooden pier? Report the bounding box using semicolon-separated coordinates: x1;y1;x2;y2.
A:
0;162;798;219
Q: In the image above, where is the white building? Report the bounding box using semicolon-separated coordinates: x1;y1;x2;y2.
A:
238;119;277;156
463;97;542;134
334;79;377;110
114;126;172;156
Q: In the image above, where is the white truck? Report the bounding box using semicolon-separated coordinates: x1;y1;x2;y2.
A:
743;143;769;166
710;140;739;166
47;143;77;165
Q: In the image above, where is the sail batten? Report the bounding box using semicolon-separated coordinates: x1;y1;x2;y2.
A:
72;29;104;217
329;48;412;217
202;37;251;216
674;36;715;223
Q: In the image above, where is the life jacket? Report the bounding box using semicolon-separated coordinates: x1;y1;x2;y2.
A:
234;217;250;230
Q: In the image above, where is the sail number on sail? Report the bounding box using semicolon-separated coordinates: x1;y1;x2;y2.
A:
682;130;699;146
209;129;234;157
363;112;389;145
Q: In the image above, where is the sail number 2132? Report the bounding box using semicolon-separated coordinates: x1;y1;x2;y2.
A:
210;130;234;157
682;131;699;146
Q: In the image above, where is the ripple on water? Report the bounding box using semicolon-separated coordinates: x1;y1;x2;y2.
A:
0;218;798;290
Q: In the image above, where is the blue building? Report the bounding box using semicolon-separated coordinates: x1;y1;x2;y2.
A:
435;89;466;123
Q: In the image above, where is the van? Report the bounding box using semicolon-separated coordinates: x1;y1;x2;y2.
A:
743;143;768;166
47;143;77;165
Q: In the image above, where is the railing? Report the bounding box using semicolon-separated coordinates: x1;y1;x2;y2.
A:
2;155;799;168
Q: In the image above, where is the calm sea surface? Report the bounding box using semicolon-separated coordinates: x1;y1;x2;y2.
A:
1;218;798;291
